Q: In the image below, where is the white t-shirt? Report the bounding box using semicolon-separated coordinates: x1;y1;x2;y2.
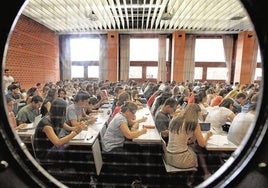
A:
227;112;255;146
205;106;234;134
3;75;14;91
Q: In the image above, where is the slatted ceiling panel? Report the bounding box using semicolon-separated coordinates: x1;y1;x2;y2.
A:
116;0;125;29
123;0;130;29
167;0;183;29
141;0;145;29
90;1;107;30
150;0;161;29
145;0;153;29
173;0;193;29
22;0;253;33
154;0;168;30
108;0;120;29
100;0;115;29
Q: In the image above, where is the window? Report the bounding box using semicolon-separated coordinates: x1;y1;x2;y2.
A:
130;39;158;61
255;68;262;80
129;66;142;78
70;38;100;61
206;67;227;80
146;67;158;79
71;66;84;78
195;39;225;62
194;67;203;80
88;66;99;78
257;47;261;63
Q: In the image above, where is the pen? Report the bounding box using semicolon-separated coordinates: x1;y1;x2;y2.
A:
86;135;93;140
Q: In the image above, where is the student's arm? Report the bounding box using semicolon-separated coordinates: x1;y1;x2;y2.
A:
120;122;147;140
62;122;87;131
43;125;82;148
194;124;212;147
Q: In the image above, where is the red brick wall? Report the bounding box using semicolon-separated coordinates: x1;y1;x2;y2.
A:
4;15;59;90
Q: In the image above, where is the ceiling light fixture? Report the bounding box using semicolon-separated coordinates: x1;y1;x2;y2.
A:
87;10;98;21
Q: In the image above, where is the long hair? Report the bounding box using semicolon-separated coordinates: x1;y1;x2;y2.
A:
169;103;201;134
49;98;67;131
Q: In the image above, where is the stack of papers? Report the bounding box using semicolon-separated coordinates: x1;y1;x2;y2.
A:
207;135;229;146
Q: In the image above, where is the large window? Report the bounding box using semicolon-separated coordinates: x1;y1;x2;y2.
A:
146;67;158;79
130;39;158;61
195;39;225;62
129;66;142;78
88;66;99;78
70;37;100;79
194;67;203;80
71;65;84;78
70;38;100;61
206;67;228;80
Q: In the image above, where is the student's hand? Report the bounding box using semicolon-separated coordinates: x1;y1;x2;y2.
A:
206;131;213;138
140;128;147;134
17;123;27;129
79;122;88;130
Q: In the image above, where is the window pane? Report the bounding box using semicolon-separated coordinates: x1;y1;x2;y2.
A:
130;39;158;61
71;66;84;78
166;38;169;61
88;66;99;78
70;38;100;61
129;66;142;78
206;67;227;80
257;47;261;63
255;68;262;80
195;39;225;62
146;67;158;79
194;67;203;80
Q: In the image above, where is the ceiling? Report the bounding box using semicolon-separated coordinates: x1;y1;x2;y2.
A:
21;0;253;34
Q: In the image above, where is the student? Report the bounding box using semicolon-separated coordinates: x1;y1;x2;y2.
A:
165;103;213;180
102;101;147;153
3;68;14;93
66;90;97;128
5;95;26;130
205;98;236;134
155;97;177;140
227;93;259;146
16;95;43;125
40;88;58;117
33;98;86;163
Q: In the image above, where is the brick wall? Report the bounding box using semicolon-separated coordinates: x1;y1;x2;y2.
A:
4;15;59;90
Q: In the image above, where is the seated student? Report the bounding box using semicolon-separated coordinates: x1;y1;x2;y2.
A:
227;93;259;146
102;101;147;153
33;98;86;164
110;91;131;121
205;98;236;134
131;89;144;108
165;103;213;180
66;90;97;127
6;95;26;130
86;97;104;115
16;95;43;125
6;84;25;115
155;97;177;140
40;88;58;117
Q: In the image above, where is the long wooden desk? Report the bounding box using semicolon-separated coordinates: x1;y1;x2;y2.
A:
16;103;113;176
133;106;161;144
204;132;237;151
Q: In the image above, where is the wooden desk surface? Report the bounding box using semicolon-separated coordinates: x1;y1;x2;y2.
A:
133;106;161;144
205;133;237;151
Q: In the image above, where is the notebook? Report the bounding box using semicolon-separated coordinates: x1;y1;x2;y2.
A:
23;114;42;130
200;123;211;131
